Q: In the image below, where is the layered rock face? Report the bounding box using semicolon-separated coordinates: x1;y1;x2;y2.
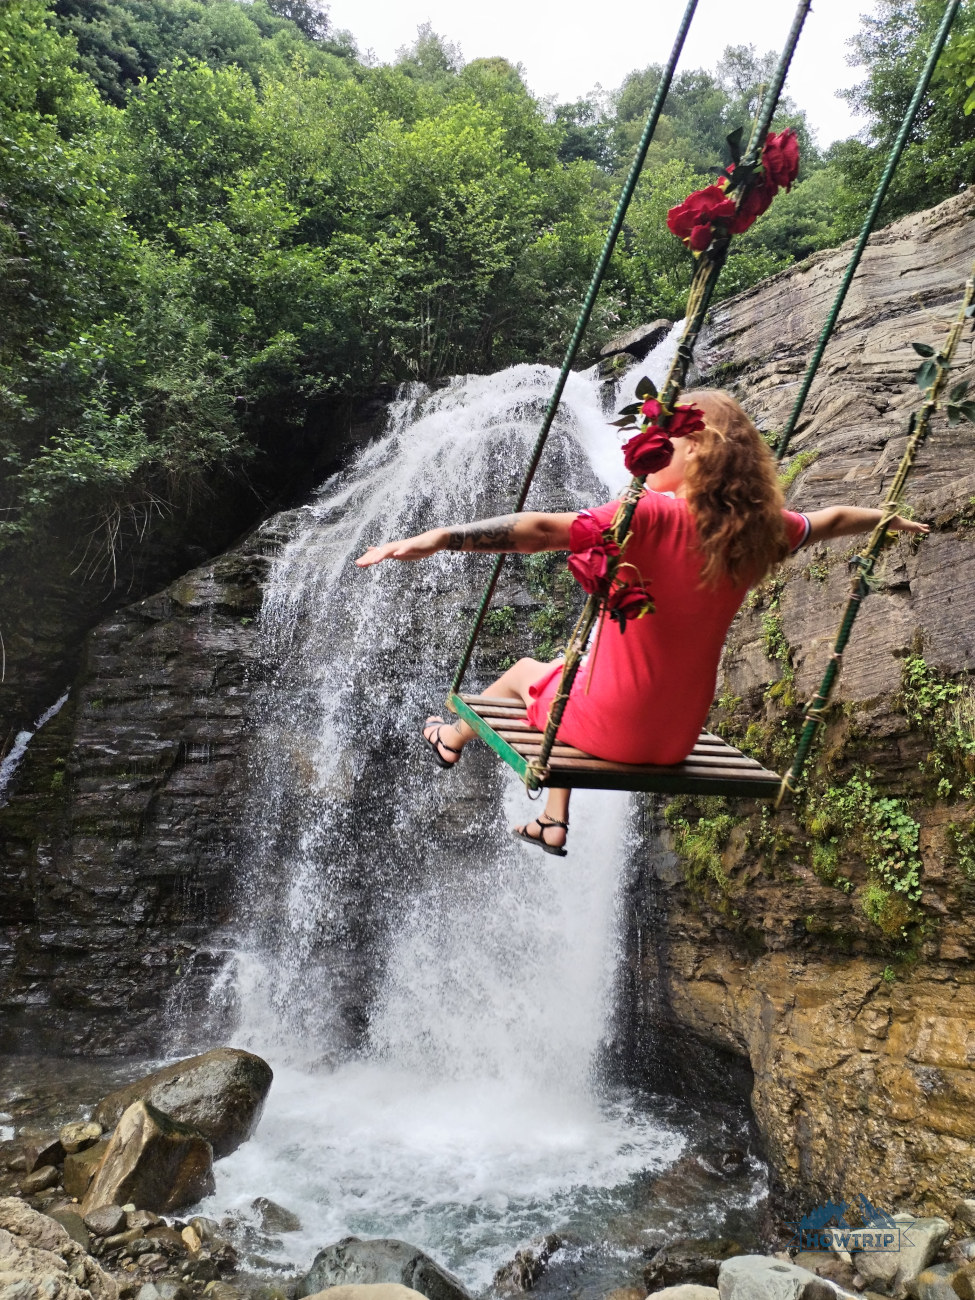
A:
0;515;298;1053
634;190;975;1216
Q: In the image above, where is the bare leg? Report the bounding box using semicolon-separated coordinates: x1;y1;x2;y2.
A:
422;657;572;849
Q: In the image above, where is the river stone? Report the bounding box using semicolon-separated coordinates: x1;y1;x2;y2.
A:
63;1139;109;1199
950;1263;975;1300
956;1204;975;1232
303;1287;430;1300
93;1048;272;1159
916;1263;960;1300
23;1137;65;1173
20;1164;60;1195
84;1203;127;1237
60;1120;103;1154
494;1234;562;1292
852;1218;950;1295
0;1195;118;1300
718;1255;827;1300
298;1237;474;1300
647;1239;744;1290
81;1100;214;1215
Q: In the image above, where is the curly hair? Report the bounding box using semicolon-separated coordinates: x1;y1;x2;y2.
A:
680;388;789;587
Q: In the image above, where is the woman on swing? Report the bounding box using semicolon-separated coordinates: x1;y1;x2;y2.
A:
357;389;927;856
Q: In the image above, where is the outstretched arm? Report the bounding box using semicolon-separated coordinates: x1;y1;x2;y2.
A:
806;506;929;545
355;511;577;568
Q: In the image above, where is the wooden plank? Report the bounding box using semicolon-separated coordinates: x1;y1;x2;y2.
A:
544;755;776;780
508;747;767;775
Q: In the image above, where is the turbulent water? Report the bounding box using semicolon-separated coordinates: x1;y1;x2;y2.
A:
200;340;766;1290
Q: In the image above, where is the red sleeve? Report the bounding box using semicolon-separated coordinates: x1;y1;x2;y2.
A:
578;501;621;533
783;508;811;552
576;493;665;539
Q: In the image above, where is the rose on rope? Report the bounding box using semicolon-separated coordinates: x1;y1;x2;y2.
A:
667;127;799;253
567;513;654;630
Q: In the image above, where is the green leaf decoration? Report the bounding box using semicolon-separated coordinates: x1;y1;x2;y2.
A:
609;417;636;429
950;380;970;402
912;342;935;357
958;401;975;424
617;402;643;416
726;126;744;165
634;376;657;400
965;304;975;318
915;358;938;391
948;406;961;425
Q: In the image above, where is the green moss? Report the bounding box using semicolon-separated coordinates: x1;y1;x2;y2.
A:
664;795;744;905
522;552;577;660
900;655;975;798
778;449;820;492
483;606;517;637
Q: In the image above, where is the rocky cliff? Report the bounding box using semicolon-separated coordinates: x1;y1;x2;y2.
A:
631;188;975;1220
4;187;975;1220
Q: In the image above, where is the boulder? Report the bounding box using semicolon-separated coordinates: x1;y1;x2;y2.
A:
81;1100;214;1215
93;1048;272;1159
303;1288;430;1300
718;1255;833;1300
852;1217;950;1295
298;1237;474;1300
647;1239;744;1290
60;1121;103;1155
494;1234;562;1292
252;1196;302;1233
64;1139;109;1200
0;1195;118;1300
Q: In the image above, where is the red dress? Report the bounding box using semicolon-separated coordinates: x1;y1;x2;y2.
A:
524;493;810;765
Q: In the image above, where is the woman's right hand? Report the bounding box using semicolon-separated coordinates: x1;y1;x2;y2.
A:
355;529;445;567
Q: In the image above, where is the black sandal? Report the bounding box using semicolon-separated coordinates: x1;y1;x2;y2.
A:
422;717;462;769
512;816;569;858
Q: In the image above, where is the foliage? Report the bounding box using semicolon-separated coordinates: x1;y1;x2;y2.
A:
900;655;975;797
664;795;742;901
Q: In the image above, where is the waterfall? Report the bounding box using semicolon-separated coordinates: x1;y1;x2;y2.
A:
201;340;765;1285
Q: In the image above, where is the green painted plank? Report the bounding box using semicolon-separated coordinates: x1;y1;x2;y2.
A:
448;693;538;787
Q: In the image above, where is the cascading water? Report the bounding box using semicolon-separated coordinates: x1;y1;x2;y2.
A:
202;336;765;1288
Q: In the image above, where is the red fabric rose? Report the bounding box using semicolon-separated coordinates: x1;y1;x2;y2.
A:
666;184;737;252
664;402;706;438
568;513;619;595
568;546;616;595
607;583;654;630
727;177;776;233
761;128;799;190
623;427;674;476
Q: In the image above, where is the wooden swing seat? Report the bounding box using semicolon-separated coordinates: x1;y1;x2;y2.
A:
448;693;782;796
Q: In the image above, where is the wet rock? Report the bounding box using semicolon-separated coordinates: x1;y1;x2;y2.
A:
60;1120;103;1154
81;1100;214;1215
717;1256;827;1300
494;1234;563;1292
64;1139;109;1199
299;1237;474;1300
94;1049;272;1159
646;1239;744;1290
99;1224;144;1253
45;1205;90;1250
0;1194;118;1299
20;1164;60;1195
957;1204;975;1232
135;1284;193;1300
144;1224;190;1254
127;1208;161;1232
252;1195;302;1233
950;1263;975;1300
84;1203;127;1237
852;1218;950;1295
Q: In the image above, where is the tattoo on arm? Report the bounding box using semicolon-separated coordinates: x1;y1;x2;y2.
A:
444;515;520;552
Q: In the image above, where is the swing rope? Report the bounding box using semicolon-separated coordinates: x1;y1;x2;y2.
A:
526;0;814;789
775;259;975;807
449;0;700;698
774;0;961;464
